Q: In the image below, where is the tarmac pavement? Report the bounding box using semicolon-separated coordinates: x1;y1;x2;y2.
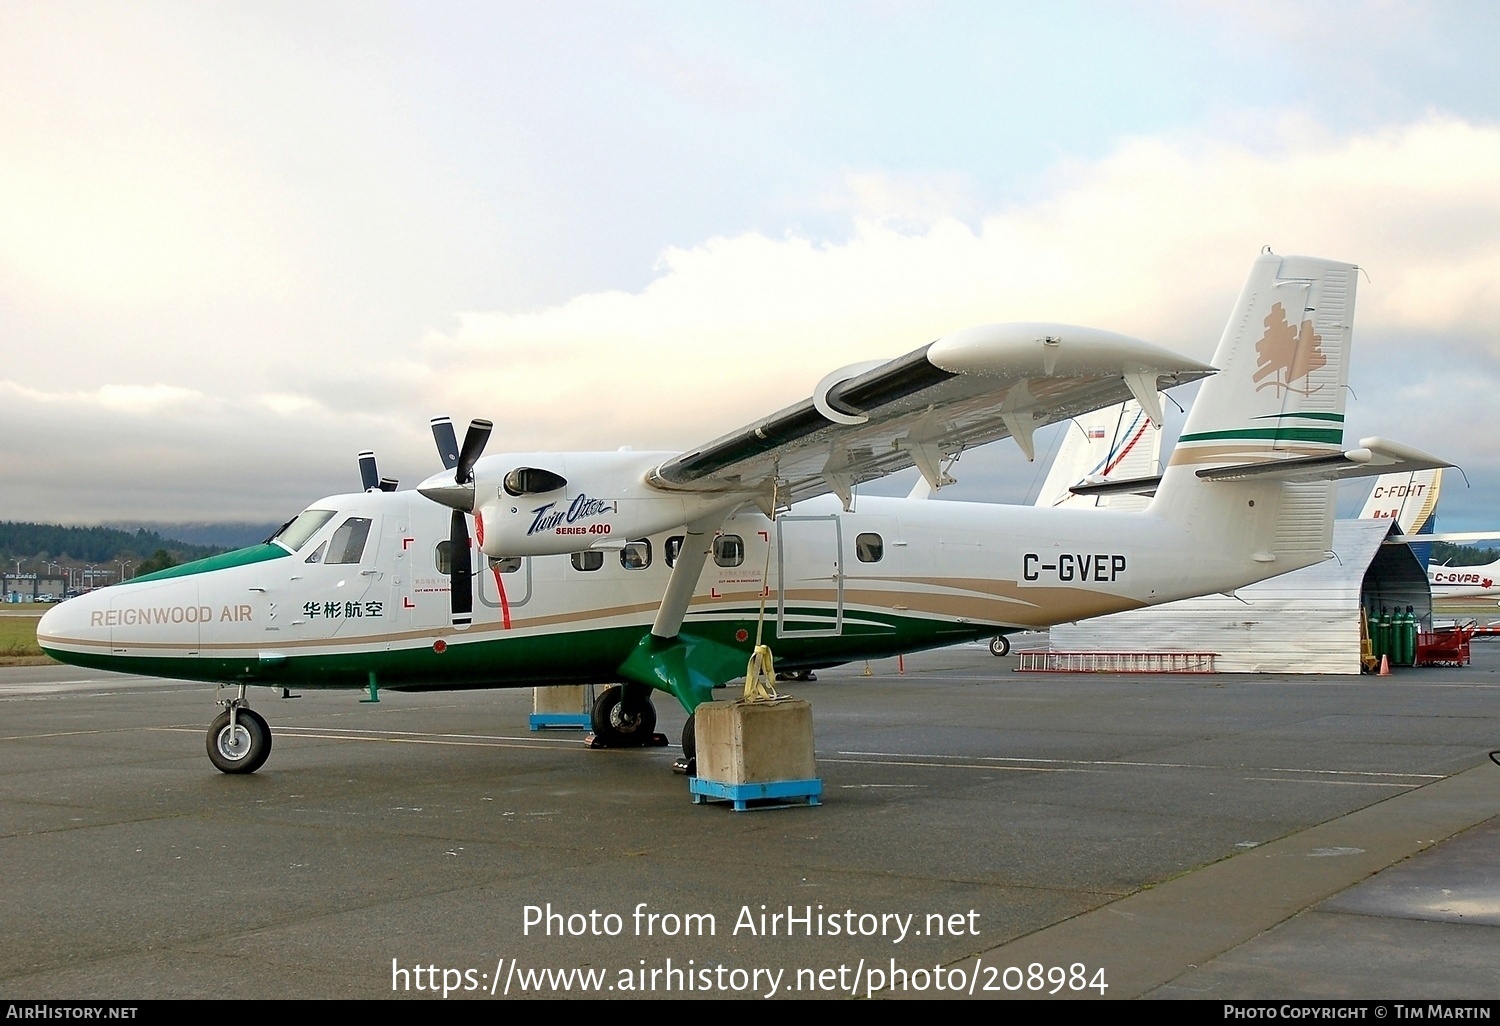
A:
1;641;1496;1000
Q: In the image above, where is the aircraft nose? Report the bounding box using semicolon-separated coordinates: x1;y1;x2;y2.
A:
36;593;97;659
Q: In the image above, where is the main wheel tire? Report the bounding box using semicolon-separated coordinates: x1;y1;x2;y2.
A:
590;686;657;747
680;713;696;761
207;708;272;774
989;635;1011;657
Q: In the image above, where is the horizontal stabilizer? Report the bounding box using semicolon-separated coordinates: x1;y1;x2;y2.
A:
1193;437;1451;484
1068;474;1161;498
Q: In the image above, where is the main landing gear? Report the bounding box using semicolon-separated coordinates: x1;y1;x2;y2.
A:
588;683;665;749
989;635;1012;657
675;714;697;776
206;685;273;774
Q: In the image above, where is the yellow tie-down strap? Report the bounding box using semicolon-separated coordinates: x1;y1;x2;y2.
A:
743;644;780;702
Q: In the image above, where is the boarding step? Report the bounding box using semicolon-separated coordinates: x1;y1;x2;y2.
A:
1017;651;1218;674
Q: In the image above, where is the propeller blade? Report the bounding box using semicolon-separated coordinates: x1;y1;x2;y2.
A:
379;477;399;492
455;419;493;485
357;451;379;492
451;510;473;628
431;417;460;471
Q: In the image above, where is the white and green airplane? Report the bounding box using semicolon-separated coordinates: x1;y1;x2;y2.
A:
37;252;1447;774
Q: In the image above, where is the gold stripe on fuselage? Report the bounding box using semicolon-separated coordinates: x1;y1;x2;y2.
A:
39;576;1142;655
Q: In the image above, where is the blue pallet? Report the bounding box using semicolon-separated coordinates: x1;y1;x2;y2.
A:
689;776;823;811
528;713;592;732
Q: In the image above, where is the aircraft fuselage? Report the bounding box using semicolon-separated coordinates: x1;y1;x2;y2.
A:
39;489;1226;697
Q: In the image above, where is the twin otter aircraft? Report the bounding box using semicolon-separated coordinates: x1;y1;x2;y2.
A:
39;252;1446;774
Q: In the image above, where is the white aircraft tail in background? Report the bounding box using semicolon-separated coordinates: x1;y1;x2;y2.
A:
1356;468;1500;600
1359;468;1442;531
1360;467;1441;567
1034;397;1161;512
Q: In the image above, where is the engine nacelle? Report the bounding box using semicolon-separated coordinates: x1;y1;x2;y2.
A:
444;450;748;558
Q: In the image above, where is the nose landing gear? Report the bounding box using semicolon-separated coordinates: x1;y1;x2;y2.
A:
207;686;273;774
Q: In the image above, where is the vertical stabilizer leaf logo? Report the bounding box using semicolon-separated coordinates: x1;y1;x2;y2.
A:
1253;302;1326;395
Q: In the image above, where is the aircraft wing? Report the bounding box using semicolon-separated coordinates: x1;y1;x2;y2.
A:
648;322;1214;507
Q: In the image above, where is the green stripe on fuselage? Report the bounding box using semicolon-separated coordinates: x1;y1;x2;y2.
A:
123;543;291;585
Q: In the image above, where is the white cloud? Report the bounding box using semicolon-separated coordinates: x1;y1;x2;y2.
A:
7;113;1500;525
421;115;1500;447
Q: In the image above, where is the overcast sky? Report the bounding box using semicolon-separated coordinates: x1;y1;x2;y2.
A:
3;1;1498;529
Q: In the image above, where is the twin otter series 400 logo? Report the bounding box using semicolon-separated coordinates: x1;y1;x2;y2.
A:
527;494;619;537
1253;302;1327;396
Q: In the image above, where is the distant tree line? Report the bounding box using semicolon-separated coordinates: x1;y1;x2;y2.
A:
1431;541;1500;566
0;522;225;569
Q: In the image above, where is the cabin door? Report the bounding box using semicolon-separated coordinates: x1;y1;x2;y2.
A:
776;514;844;637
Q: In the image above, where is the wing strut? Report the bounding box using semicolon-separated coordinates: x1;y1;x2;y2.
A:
618;514;750;717
1123;371;1165;427
1000;379;1038;461
651;517;718;639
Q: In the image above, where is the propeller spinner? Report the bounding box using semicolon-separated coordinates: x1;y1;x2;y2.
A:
421;418;492;511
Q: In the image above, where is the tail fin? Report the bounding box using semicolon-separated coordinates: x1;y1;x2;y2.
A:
1151;252;1358;574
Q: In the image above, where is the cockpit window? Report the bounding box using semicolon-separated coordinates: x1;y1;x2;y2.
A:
273;509;336;552
304;542;327;564
325;517;373;565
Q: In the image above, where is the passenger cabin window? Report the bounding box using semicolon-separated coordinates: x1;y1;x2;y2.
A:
714;534;744;568
572;551;603;572
326;517;373;564
435;541;452;575
855;533;884;563
490;556;522;574
621;540;651;570
666;536;684;568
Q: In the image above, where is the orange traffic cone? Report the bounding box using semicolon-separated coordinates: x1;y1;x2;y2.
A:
1378;654;1391;676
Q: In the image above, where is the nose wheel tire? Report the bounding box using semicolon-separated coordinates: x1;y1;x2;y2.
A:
989;635;1011;657
590;686;657;747
207;708;272;774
